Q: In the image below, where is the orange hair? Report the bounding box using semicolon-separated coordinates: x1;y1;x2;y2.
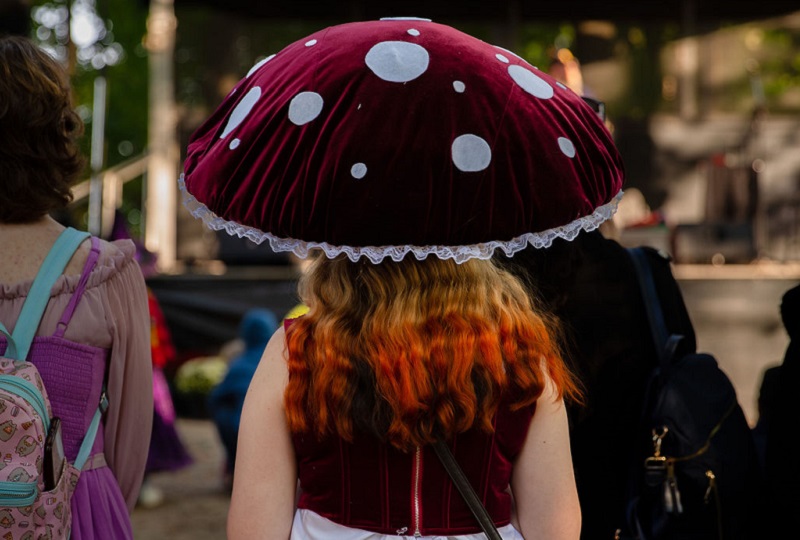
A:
284;255;581;451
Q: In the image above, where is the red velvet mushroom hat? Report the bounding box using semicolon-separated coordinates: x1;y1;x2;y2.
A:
180;18;625;263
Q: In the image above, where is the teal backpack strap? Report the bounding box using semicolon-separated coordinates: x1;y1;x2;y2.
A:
9;227;91;361
0;323;11;348
74;389;109;471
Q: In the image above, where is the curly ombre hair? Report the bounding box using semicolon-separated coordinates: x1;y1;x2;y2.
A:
284;254;582;451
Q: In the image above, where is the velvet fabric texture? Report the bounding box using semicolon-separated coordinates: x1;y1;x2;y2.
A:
292;395;535;536
182;19;624;261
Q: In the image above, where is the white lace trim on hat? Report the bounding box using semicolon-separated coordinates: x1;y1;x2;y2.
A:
179;175;622;264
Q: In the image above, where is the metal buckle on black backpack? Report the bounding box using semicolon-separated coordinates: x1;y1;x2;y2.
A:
644;427;669;488
644;426;684;514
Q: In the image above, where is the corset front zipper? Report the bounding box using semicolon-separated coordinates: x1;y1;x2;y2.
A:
413;446;422;536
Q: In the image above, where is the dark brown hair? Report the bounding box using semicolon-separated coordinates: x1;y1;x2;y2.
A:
0;36;84;223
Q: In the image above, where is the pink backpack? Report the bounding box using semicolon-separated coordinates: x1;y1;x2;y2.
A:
0;228;104;539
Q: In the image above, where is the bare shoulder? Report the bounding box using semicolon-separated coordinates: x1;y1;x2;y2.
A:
265;324;287;356
261;325;289;371
250;325;289;392
0;222;139;283
0;224;89;282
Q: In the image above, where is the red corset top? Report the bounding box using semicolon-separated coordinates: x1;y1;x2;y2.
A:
292;397;535;536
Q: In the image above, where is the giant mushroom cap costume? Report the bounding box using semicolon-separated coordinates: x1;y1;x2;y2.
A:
180;18;625;263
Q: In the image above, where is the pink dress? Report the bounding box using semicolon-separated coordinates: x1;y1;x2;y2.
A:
0;239;153;539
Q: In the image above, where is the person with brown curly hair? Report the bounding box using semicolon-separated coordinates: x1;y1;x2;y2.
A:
0;36;153;539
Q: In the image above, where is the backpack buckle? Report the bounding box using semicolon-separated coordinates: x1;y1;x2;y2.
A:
99;391;109;414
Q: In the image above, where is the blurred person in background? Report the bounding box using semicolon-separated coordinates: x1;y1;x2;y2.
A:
497;230;695;539
763;283;800;538
207;308;277;490
137;285;194;507
108;212;194;509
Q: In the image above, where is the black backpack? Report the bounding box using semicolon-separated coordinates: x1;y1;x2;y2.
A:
620;247;764;540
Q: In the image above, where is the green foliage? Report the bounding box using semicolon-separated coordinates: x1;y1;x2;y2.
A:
173;9;331;114
758;28;800;113
30;0;149;230
619;23;663;120
519;22;571;69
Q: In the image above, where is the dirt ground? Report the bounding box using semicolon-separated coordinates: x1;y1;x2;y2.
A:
131;419;230;540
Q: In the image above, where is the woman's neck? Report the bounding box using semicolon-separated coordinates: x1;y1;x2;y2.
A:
0;214;63;233
0;216;70;284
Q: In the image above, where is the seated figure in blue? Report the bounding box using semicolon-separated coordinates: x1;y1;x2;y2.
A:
208;308;277;487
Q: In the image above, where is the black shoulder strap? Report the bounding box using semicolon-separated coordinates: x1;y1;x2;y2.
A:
627;247;682;370
432;440;503;540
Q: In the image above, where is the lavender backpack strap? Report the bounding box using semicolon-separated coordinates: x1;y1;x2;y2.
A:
53;236;101;339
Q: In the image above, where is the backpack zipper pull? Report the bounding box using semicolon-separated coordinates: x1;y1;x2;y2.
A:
703;470;717;505
645;427;668;488
666;460;683;514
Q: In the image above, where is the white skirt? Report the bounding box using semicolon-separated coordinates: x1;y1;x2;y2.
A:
290;509;525;540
